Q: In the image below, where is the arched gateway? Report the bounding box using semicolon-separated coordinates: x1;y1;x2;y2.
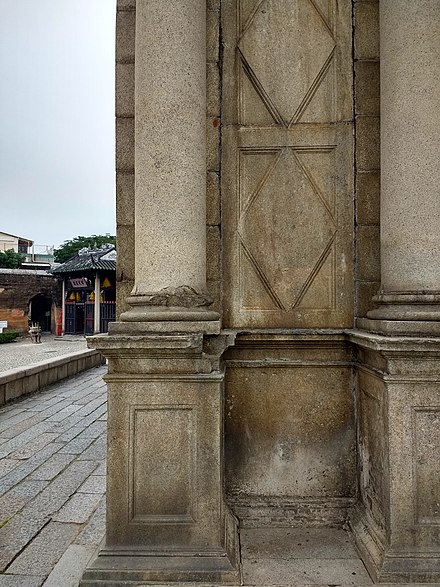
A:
81;1;440;585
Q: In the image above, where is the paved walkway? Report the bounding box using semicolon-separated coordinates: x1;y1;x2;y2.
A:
0;335;87;373
0;366;378;586
0;366;106;587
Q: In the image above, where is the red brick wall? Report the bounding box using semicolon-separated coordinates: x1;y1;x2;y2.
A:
0;271;62;333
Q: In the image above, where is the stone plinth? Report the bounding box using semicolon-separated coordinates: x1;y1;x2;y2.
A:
349;330;440;583
80;331;240;586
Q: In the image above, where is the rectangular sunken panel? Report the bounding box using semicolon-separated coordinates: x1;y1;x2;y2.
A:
130;405;196;524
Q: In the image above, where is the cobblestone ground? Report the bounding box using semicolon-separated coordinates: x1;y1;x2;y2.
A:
0;366;106;587
0;335;87;373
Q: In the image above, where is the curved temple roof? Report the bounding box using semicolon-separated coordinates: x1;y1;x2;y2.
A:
52;245;116;274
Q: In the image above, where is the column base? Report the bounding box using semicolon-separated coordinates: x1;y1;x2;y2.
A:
357;316;440;336
109;319;221;335
121;287;219;325
362;292;440;335
82;330;240;587
351;505;440;584
80;511;240;587
120;307;220;324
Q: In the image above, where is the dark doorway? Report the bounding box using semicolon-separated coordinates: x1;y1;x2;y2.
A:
75;304;85;335
85;302;94;335
30;294;52;331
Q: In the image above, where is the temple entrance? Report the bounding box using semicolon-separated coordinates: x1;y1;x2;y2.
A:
55;247;117;336
64;295;89;335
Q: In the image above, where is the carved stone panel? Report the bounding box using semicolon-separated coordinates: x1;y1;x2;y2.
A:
130;406;196;524
358;369;387;534
413;408;440;525
105;375;224;549
222;0;353;327
225;364;355;499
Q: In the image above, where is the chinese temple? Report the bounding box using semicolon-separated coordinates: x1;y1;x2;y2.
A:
52;245;116;335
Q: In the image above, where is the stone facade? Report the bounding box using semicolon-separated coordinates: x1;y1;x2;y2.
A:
82;1;440;585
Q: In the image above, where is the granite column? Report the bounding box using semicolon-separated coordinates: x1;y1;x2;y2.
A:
121;0;217;326
361;0;440;335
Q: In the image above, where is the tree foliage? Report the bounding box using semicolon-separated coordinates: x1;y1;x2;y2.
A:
0;249;25;269
54;234;116;263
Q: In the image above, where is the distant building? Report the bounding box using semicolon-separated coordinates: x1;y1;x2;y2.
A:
52;246;116;335
0;231;59;332
0;231;33;254
21;244;55;270
0;230;55;270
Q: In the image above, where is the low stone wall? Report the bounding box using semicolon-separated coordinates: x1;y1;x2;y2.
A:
0;349;105;406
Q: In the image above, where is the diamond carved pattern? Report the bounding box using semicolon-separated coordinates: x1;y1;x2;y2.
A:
238;148;336;310
222;0;353;326
238;0;335;125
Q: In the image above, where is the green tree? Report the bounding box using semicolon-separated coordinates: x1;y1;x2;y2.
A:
54;234;116;263
0;249;25;269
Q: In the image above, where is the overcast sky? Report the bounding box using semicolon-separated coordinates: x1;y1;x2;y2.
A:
0;0;116;249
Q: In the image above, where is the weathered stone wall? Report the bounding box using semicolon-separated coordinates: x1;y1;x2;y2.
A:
0;270;61;333
354;0;380;317
107;3;440;581
224;333;356;525
219;0;358;523
206;0;222;314
114;0;382;525
114;2;381;317
115;0;135;316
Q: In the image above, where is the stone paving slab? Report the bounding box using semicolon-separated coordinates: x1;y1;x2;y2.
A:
0;576;46;586
78;475;106;494
0;443;65;498
0;480;49;521
6;521;80;576
28;454;76;482
42;544;96;587
0;366;107;584
53;493;103;524
74;497;106;547
241;527;359;560
242;556;372;586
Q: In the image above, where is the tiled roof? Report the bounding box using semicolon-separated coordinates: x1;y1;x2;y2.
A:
52;246;116;274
